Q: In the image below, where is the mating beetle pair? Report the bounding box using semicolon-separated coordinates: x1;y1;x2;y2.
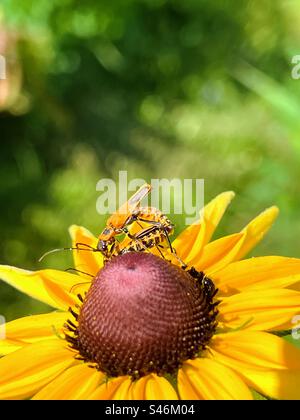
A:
40;183;217;300
96;183;217;300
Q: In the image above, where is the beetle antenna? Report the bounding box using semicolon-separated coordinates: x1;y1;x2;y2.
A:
65;268;94;278
69;281;92;294
38;246;95;262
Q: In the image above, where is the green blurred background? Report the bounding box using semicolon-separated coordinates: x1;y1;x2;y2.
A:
1;0;300;322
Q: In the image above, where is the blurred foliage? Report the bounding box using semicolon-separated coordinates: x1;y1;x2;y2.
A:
1;0;300;320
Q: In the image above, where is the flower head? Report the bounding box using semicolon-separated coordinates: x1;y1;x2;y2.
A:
0;191;300;400
66;252;217;379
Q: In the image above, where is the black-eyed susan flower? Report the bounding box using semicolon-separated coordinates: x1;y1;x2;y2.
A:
0;191;300;400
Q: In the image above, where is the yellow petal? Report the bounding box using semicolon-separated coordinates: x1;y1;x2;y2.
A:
210;330;300;400
235;206;279;260
191;233;243;272
178;358;252;400
172;192;235;261
112;377;135;400
0;312;67;355
69;225;103;277
218;289;300;331
0;266;78;310
130;374;178;400
212;256;300;293
88;376;131;400
194;206;279;274
88;374;178;400
291;281;300;292
32;364;104;400
185;191;236;264
0;339;75;400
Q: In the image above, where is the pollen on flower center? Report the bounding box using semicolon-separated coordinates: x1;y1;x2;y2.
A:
66;252;218;379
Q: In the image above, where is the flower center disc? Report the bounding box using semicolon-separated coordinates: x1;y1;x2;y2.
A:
74;252;217;378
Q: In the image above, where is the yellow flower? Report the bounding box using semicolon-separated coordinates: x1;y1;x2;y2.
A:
1;191;300;400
